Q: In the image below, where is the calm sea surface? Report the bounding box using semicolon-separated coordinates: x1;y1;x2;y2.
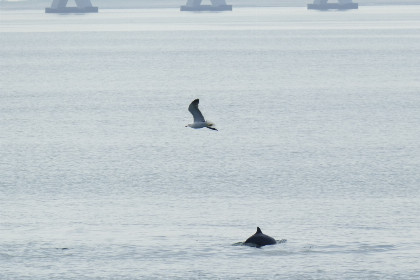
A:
1;6;420;279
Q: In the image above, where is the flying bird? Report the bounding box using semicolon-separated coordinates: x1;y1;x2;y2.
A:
186;99;217;131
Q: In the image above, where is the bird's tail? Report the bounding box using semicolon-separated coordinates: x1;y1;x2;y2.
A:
206;121;217;131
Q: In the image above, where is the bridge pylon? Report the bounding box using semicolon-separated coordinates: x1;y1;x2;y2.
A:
45;0;98;13
307;0;358;10
180;0;232;11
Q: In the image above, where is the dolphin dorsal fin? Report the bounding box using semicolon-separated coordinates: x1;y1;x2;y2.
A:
256;227;262;234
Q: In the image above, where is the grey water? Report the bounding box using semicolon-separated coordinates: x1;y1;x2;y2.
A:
1;5;420;279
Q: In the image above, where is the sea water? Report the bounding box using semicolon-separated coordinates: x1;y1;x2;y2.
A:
1;6;419;279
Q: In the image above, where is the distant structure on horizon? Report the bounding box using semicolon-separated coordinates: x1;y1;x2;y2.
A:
45;0;98;13
307;0;358;10
180;0;232;11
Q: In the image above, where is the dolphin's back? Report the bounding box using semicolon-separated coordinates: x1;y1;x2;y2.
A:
244;227;277;247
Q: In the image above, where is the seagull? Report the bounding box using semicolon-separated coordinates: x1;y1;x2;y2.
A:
186;99;217;131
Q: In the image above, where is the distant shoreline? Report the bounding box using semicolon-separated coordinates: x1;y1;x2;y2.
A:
2;5;420;11
1;0;420;11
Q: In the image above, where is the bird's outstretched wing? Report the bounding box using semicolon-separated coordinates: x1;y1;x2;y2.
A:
188;99;205;123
